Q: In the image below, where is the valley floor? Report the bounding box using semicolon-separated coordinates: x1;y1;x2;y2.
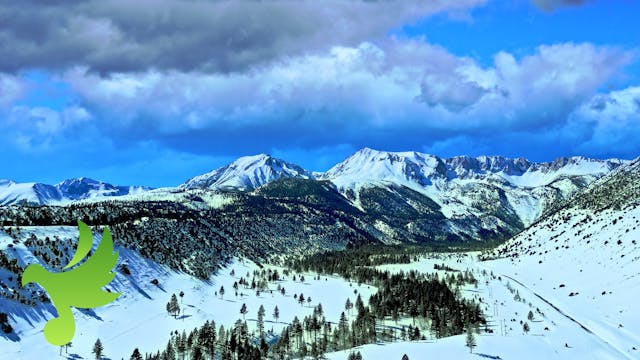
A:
2;249;638;359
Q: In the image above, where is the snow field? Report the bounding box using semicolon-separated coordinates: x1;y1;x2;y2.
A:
2;254;374;360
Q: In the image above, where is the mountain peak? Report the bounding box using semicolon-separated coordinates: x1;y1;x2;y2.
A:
181;154;312;190
322;148;444;189
56;177;101;187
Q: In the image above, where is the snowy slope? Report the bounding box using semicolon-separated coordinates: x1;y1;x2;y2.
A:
0;225;375;360
320;248;638;360
0;178;149;206
480;157;640;358
181;154;314;191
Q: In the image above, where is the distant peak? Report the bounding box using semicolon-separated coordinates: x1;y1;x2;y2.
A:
356;147;377;153
181;152;311;190
237;153;272;160
57;177;101;186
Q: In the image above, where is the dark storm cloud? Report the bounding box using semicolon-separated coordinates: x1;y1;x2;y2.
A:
0;0;483;74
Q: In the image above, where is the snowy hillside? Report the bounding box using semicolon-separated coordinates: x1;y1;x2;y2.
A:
0;225;375;360
181;154;313;191
0;178;149;206
481;157;640;358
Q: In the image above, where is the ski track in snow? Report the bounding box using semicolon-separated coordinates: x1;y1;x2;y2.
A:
501;274;634;360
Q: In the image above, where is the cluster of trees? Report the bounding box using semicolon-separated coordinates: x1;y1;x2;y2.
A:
368;270;484;338
270;300;372;360
288;245;492;279
136;319;265;360
0;250;37;305
285;248;485;353
288;245;441;276
23;234;74;272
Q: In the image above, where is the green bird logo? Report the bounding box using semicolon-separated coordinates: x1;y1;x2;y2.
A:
21;220;121;346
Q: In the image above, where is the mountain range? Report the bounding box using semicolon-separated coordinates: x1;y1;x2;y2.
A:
0;148;629;251
0;177;149;206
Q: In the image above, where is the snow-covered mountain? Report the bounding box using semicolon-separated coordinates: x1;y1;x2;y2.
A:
0;180;62;206
0;177;149;206
322;147;623;189
180;153;313;190
321;148;625;227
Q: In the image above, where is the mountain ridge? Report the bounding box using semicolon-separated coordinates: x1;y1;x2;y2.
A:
0;177;150;206
0;149;629;244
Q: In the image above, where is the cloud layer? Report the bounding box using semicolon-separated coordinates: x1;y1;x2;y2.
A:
0;0;484;74
52;41;630;153
1;39;635;163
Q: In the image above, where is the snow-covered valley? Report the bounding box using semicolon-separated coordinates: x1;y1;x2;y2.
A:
3;208;639;360
0;155;638;359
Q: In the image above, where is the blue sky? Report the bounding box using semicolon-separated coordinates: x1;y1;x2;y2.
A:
0;0;639;187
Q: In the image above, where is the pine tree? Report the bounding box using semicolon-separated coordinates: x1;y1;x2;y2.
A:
345;298;353;317
465;326;476;353
273;305;280;324
527;310;534;321
355;294;364;314
402;354;409;360
240;303;248;320
260;337;269;357
167;293;180;318
339;312;349;349
196;320;216;360
164;340;176;360
130;348;143;360
523;322;530;334
177;331;187;359
219;285;225;299
92;339;103;359
311;341;321;360
298;293;305;306
257;305;266;338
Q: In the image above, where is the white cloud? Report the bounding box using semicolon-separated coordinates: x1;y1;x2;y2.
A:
570;86;640;156
1;105;92;152
0;74;25;106
62;41;632;143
